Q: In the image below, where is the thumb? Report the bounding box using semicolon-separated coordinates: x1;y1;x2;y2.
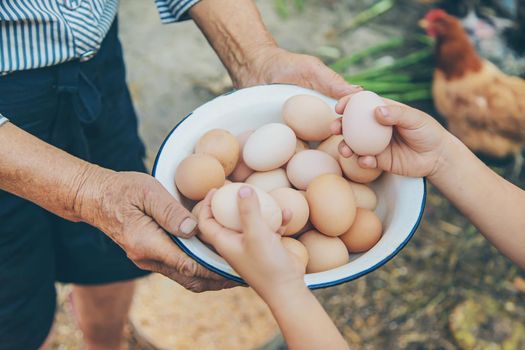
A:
237;186;265;235
314;65;362;99
375;105;426;130
144;182;197;238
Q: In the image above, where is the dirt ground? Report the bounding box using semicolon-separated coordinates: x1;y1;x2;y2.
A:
50;1;525;349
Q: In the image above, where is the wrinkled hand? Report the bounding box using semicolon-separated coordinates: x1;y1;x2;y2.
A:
76;167;236;292
198;186;305;300
331;94;451;179
237;47;361;99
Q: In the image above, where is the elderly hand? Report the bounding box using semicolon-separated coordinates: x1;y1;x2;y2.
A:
236;47;361;99
76;166;236;292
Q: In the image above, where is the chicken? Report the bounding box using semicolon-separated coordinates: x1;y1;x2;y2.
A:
421;0;525;77
420;9;525;176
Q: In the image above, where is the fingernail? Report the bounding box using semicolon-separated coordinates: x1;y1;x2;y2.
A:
239;186;253;198
180;218;197;235
379;106;389;118
351;85;362;90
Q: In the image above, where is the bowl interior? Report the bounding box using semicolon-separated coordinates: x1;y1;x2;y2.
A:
153;84;426;289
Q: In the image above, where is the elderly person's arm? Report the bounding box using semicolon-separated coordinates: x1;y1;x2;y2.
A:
0;121;232;291
188;0;360;98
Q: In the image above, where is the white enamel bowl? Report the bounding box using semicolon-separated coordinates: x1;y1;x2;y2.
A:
153;84;426;289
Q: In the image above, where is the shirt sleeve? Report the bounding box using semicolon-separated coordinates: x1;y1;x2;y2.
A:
155;0;201;23
0;114;9;128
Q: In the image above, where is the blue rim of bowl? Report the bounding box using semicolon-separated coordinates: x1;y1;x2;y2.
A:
152;85;427;289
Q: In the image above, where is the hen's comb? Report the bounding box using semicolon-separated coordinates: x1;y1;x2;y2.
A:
424;9;448;22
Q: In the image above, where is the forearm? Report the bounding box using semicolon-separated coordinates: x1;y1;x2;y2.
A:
262;283;349;350
189;0;276;86
0;122;104;222
430;134;525;269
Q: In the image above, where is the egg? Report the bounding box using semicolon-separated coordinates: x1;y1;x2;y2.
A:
211;183;282;232
270;188;309;236
349;181;378;210
243;123;296;171
342;91;392;156
282;95;337;141
175;154;225;200
195;129;240;176
281;237;309;270
295;139;309;153
299;230;349;273
286;150;342;190
317;134;343;159
340;208;382;253
245;169;291;192
230;130;255;182
339;154;382;183
306;174;356;236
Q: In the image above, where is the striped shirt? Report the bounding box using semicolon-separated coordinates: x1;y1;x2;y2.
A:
0;0;200;74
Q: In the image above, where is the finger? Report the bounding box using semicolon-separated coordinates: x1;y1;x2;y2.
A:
330;118;342;135
335;94;354;114
237;186;266;235
126;219;227;282
375;105;426;130
338;140;353;158
277;208;293;236
358;156;378;169
198;190;238;248
160;269;241;293
144;180;197;238
311;63;362;99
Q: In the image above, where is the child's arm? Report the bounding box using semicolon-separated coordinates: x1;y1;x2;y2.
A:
198;188;349;350
333;96;525;269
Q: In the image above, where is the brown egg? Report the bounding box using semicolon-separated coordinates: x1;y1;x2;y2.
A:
295;139;309;153
338;154;382;183
282;95;336;141
348;181;378;210
306;174;356;236
230;130;254;182
317;135;343;159
270;188;310;236
340;208;382;253
286;150;342;190
175;154;225;201
281;237;309;270
195;129;240;176
246;169;291;192
299;230;349;273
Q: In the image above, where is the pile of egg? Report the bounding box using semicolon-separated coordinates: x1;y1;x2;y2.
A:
175;91;392;274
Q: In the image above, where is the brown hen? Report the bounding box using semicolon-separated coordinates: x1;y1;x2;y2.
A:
421;9;525;175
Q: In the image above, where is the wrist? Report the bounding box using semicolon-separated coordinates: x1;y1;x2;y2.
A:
258;278;310;309
227;41;278;88
427;132;464;183
71;164;114;225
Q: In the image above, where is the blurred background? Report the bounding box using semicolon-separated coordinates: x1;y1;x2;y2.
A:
50;0;525;349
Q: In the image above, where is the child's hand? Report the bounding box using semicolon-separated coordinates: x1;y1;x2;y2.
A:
198;186;305;300
332;94;451;179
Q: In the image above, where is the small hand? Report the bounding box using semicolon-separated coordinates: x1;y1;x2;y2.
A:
77;168;236;292
198;186;305;300
331;94;451;178
237;47;362;99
